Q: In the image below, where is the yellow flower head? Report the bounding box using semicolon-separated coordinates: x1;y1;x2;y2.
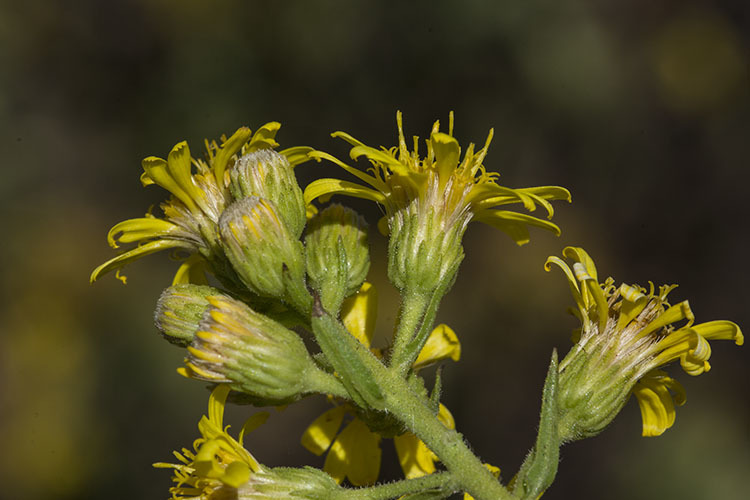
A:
91;124;312;286
300;282;461;485
154;384;269;499
305;111;570;245
547;247;743;439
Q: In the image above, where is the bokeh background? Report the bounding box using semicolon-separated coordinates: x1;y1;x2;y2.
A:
1;1;748;499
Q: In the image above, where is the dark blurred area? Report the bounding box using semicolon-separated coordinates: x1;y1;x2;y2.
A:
1;1;747;499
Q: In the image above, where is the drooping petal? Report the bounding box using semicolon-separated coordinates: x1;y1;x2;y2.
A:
340;282;378;348
301;406;347;456
304;178;386;207
280;146;314;167
90;239;193;283
544;256;586;318
107;217;180;248
309;151;389;193
692;320;743;345
474;210;561;246
413;324;461;370
633;370;686;437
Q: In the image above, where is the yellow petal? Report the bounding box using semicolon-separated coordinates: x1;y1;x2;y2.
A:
393;432;436;479
638;301;694;339
340;282;378;348
172;254;209;286
430;132;460;189
213;127;253;184
141;155;198;213
280;146;314;167
301;406;347;456
413;324;461;370
304;178;386;206
107;217;178;248
309;150;389;194
544;256;585;318
331;418;381;486
692;320;743;345
221;461;252;488
437;403;456;430
89;239;191;283
633;370;686;437
239;412;270;448
247;122;281;150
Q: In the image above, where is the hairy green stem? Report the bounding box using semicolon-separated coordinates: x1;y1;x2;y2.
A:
380;373;512;500
312;304;512;500
389;287;446;377
330;471;458;500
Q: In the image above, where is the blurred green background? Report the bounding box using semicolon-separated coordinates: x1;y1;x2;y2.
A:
1;1;747;499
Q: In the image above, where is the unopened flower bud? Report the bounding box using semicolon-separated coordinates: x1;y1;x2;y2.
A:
388;201;466;295
181;294;318;404
305;204;370;312
237;466;341;500
154;284;221;346
229;149;307;238
219;196;309;312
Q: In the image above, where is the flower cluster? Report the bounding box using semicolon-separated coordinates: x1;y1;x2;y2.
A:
547;247;742;439
92;115;741;500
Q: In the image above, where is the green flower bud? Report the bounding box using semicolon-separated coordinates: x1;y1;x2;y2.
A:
153;284;221;346
305;204;370;312
219;196;309;312
388;201;465;295
181;294;318;404
229;149;307;238
237;466;341;500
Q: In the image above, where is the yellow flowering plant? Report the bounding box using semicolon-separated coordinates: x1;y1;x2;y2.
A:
93;115;741;500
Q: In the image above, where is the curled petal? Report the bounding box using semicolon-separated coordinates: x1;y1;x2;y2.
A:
692;320;743;345
90;239;192;283
633;370;686;437
561;246;599;282
247;122;281;150
544;256;586;317
107;217;179;248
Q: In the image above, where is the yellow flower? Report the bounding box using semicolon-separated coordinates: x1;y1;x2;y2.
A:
300;282;461;485
90;124;312;286
305;111;570;246
547;247;743;438
154;384;269;499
